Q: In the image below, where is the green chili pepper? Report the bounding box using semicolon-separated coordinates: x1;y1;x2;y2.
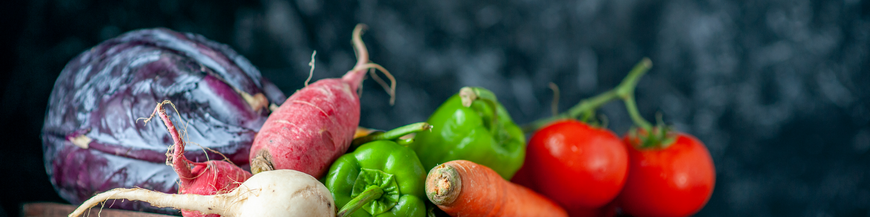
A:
324;123;430;217
410;86;526;180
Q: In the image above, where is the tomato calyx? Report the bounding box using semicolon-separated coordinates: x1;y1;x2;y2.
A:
627;124;676;149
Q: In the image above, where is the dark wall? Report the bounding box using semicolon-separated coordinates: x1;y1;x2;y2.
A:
2;0;869;216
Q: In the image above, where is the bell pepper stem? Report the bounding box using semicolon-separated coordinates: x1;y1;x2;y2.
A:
396;137;415;147
460;87;500;135
337;186;385;217
351;122;432;150
522;58;652;132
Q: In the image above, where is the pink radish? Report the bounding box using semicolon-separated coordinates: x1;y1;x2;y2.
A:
142;100;253;217
68;169;335;217
248;24;394;178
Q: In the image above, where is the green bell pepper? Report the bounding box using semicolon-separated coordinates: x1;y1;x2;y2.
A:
411;86;526;180
324;123;430;217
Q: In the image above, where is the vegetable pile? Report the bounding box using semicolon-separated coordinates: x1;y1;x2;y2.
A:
51;24;716;217
42;28;285;213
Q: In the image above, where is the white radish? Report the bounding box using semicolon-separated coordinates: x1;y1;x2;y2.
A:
69;170;335;217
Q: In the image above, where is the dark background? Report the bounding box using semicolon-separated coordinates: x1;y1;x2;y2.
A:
2;0;869;216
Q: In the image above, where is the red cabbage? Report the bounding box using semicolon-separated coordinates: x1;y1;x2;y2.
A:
41;28;285;213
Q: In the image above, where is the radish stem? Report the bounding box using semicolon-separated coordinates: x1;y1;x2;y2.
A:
142;100;193;185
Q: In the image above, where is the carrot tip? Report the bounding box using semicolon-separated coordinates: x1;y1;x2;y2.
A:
425;164;461;205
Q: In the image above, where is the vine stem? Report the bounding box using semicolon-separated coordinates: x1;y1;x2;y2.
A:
621;94;652;132
614;58;654;132
522;58;653;132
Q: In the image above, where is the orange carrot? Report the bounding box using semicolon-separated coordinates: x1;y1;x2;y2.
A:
354;127;377;139
425;160;568;217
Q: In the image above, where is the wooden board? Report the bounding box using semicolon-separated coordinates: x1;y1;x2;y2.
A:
22;202;176;217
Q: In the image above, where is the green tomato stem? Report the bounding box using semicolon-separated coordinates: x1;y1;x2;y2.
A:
337;185;384;217
351;122;432;150
522;58;653;132
615;58;654;132
621;95;653;133
548;82;560;117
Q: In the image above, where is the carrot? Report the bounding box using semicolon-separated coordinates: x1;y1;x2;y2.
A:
248;24;395;179
425;160;568;217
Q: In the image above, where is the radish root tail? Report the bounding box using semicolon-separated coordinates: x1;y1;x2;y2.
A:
364;63;396;105
69;188;222;217
305;50;317;87
345;23;397;105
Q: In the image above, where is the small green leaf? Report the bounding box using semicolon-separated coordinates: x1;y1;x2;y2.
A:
351;168;401;215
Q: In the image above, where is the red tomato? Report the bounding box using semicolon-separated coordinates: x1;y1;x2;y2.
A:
514;119;629;216
618;132;715;217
